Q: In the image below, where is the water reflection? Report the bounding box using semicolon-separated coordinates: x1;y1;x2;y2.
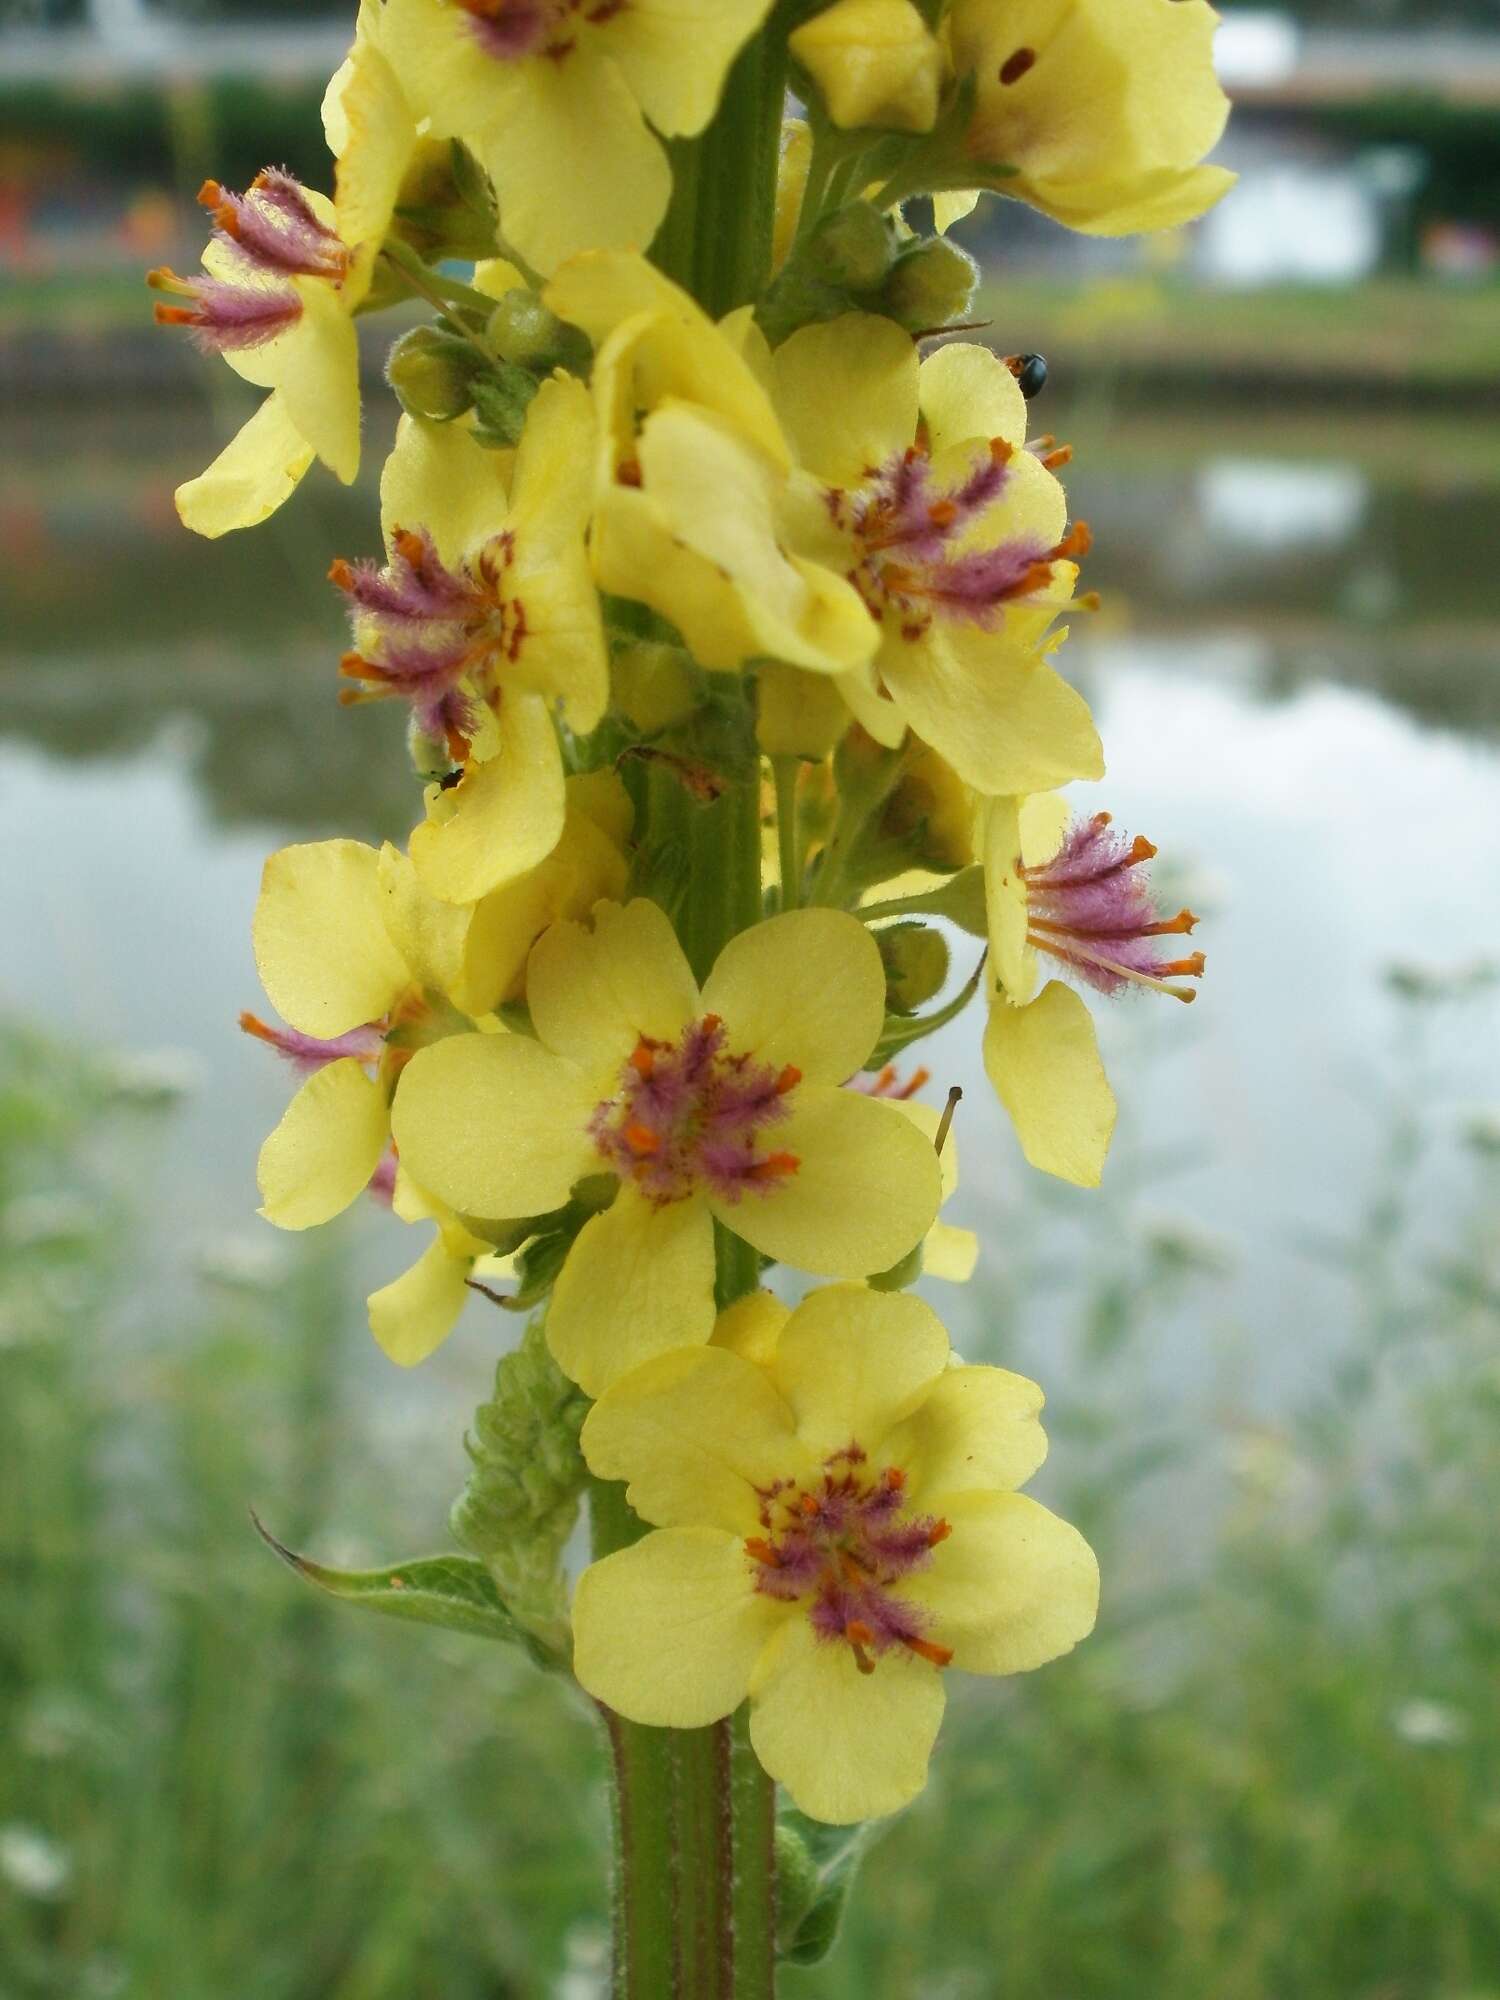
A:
3;394;1498;1426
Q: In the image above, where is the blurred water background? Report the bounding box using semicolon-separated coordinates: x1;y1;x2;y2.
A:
2;2;1499;1995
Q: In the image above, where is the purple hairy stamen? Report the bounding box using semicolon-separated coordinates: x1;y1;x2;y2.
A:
1022;813;1205;1002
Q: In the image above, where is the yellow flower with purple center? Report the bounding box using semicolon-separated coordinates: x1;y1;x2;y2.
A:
389;899;943;1395
381;0;774;275
150;13;417;535
982;794;1204;1186
940;0;1235;238
330;376;607;904
573;1283;1098;1823
542;251;878;678
771;317;1102;795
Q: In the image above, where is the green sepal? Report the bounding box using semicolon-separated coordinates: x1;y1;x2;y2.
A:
861;864;987;938
470;364;541;448
866;1240;924;1292
251;1516;559;1668
774;1809;877;1965
869;949;987;1065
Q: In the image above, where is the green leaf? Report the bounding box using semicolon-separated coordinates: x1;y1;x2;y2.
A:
250;1515;559;1666
775;1808;879;1965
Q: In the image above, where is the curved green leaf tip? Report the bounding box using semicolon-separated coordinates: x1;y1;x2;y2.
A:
250;1511;562;1670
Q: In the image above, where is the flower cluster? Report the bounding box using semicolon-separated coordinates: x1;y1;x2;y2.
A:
159;0;1228;1824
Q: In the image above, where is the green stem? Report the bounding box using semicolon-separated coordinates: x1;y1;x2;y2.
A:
771;757;801;914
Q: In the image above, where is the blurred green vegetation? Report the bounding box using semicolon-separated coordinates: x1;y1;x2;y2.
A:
2;992;1499;1998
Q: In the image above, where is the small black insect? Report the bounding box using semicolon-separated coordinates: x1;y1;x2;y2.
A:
436;767;464;791
1005;352;1048;400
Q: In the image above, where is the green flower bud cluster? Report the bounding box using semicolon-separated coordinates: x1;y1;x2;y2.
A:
450;1310;589;1657
757;200;977;347
386;289;592;447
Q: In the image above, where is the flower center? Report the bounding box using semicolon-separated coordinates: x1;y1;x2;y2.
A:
589;1015;801;1206
459;0;622;61
830;442;1087;642
747;1446;952;1675
331;527;529;762
1022;811;1205;1002
148;170;347;355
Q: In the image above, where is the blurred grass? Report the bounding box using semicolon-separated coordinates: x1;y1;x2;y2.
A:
3;1001;1499;1999
974;276;1500;394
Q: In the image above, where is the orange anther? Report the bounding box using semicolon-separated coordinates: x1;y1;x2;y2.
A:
1159;953;1206;978
1125;835;1158;865
928;499;958;529
238;1011;278;1045
151;304;197;327
392;527;427;566
629;1040;655;1079
927;1519;952;1546
624;1123;660;1157
745;1537;779;1566
775;1064;802;1095
617;458;642;487
905;1635;954;1668
701;1013;722;1034
885;1466;906;1489
1041;444;1073;471
327;557;355;591
799;1493;820;1516
988;436;1014;466
1053;520;1092;561
747;1151;800;1182
845;1620;875;1646
893;1066;930;1100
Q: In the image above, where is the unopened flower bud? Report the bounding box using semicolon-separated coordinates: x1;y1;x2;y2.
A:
485;289;591;374
878;921;950;1014
470;362;541;447
758;663;848;760
613;641;698;731
813;200;897;294
880;746;973;870
881;236;978;332
385;325;478;421
791;0;942;135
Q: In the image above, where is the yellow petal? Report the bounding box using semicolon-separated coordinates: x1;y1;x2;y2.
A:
581;1343;807;1532
790;0;942;134
380;412;511;568
367;1234;473;1366
923;1221;978;1282
932;190;979;234
175;392;313;539
773;118;812;272
505;543;610;733
389;1032;597;1216
566;769;635;848
757;662;851;761
700;909;884;1085
332;27;414;270
548;1189;717;1397
906;1491;1098;1674
601;0;774;136
882;1364;1047;1502
716;1086;941;1278
253;840;410;1037
917;341;1028;458
409;690;566;904
274;282;361;483
457;805;629;1017
374;842;472;1002
978;796;1036;1004
711;1290;792;1368
483;42;673;273
573;1528;785;1728
983;979;1116;1187
771;314;918;486
527;898;698;1083
749;1615;945;1823
882;628;1102;797
770;1281;949;1457
1019;789;1070;868
256;1058;388;1230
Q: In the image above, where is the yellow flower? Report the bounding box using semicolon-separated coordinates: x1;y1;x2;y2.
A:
771;315;1102;795
332;375;608;904
242;838;472;1232
543;252;877;677
573;1283;1098;1823
380;0;773;275
943;0;1235;237
243;791;629;1234
790;0;942;135
154;9;418;536
980;793;1204;1185
389;899;943;1396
